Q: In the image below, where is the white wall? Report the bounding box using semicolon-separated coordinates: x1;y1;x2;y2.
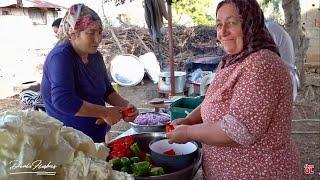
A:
0;15;56;86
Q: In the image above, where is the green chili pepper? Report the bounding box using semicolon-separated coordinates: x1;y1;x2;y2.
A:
121;157;131;167
145;153;152;163
131;161;150;176
121;165;130;173
149;167;165;176
130;156;140;163
110;158;122;170
130;143;141;157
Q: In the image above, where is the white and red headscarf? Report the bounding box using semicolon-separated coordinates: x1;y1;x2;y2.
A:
57;4;102;45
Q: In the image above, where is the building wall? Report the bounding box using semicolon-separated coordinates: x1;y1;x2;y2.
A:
0;7;59;50
0;7;58;26
0;7;28;16
300;0;320;63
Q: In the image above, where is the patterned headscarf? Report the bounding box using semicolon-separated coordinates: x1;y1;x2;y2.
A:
216;0;279;68
57;4;102;45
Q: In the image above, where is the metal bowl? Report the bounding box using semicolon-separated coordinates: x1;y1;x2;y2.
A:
108;133;202;180
130;112;170;133
129;122;166;133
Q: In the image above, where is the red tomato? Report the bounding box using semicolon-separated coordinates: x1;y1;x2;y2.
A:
123;136;134;145
111;142;125;151
164;149;176;156
165;123;175;132
109;150;126;159
110;136;134;149
122;107;134;117
110;138;123;146
108;136;134;159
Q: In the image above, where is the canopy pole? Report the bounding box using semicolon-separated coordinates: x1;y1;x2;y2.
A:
166;0;175;96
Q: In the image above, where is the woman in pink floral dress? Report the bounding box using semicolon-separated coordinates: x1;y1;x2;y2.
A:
166;0;300;179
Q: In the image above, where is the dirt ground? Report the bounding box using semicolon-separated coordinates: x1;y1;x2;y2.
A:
0;75;319;179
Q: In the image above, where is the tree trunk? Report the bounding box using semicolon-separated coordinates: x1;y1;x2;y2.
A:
282;0;309;90
17;0;23;7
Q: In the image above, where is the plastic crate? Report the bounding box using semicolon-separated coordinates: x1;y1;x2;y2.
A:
169;97;204;120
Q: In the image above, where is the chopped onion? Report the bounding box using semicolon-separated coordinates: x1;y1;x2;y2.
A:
134;113;170;125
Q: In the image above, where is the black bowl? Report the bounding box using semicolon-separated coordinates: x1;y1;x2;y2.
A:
149;138;199;173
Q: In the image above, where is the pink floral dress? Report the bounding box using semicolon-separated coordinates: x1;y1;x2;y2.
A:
201;49;300;179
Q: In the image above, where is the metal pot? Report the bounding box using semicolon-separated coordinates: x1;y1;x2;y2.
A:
158;71;186;93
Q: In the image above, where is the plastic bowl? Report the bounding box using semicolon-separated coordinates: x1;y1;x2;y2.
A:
149;138;198;173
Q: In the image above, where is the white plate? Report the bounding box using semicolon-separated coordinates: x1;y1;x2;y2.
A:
110;54;145;86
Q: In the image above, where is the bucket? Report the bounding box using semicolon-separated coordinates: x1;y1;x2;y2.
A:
158;71;186;93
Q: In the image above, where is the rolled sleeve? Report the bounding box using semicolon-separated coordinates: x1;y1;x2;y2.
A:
221;114;255;147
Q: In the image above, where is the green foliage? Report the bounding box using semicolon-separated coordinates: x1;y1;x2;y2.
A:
172;0;214;26
257;0;283;23
271;0;281;12
258;0;281;10
104;0;136;6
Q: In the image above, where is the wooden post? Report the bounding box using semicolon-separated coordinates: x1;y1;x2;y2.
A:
166;0;175;96
17;0;23;7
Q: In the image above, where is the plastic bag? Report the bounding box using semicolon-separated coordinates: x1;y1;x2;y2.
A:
139;52;161;84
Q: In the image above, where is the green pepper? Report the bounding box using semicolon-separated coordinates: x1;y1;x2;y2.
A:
121;165;130;173
145;153;152;163
110;158;122;170
130;143;141;157
130;156;140;163
131;161;150;176
121;157;131;167
149;167;165;176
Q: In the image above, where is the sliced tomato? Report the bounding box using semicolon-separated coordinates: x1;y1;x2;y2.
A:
110;136;134;150
109;150;126;159
164;149;176;156
108;136;135;159
111;142;124;151
123;136;134;145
